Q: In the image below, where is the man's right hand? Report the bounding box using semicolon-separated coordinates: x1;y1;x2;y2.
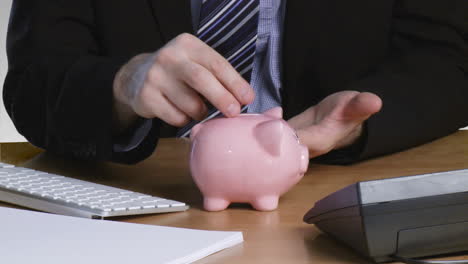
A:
112;33;255;133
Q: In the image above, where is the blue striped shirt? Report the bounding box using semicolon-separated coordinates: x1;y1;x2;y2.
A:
192;0;285;113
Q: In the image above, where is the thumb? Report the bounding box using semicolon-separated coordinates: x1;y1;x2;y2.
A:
341;92;382;121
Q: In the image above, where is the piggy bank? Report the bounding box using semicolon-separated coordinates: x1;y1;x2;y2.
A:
189;107;309;211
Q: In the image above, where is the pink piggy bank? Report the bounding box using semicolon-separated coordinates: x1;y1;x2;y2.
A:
189;107;309;211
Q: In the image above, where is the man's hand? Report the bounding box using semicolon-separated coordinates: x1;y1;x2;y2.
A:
112;33;255;133
288;91;382;158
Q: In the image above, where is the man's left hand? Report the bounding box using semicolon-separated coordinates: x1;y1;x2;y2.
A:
287;91;382;158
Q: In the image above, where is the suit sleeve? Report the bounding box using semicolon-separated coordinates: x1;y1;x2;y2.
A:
3;0;160;164
319;0;468;164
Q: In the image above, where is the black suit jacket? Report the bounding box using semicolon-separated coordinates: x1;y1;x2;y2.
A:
3;0;468;164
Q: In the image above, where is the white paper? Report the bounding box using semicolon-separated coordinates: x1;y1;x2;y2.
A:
0;207;243;264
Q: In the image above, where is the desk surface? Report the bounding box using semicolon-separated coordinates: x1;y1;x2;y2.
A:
2;131;468;263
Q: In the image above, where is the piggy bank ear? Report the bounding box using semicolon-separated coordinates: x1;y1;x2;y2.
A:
254;120;284;156
263;107;283;119
190;124;203;140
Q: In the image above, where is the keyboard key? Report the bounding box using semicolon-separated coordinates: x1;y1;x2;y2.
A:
0;163;189;218
156;203;170;208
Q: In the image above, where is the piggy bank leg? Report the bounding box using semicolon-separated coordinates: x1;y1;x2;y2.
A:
204;197;230;211
252;195;279;211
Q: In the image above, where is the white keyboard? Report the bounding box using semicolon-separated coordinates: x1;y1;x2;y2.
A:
0;163;189;219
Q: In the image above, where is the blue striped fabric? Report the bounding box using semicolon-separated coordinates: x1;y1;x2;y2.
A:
177;0;260;138
197;0;259;81
246;0;284;114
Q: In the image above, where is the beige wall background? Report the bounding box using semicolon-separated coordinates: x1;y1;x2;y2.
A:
0;0;39;165
1;0;26;142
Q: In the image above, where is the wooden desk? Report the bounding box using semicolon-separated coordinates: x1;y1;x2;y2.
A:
2;131;468;263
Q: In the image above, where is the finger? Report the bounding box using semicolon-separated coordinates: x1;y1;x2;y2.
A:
287;106;317;130
134;88;190;127
187;38;255;105
162;80;208;121
179;61;241;117
296;124;341;158
341;92;382;121
297;119;364;158
155;95;192;127
291;92;382;158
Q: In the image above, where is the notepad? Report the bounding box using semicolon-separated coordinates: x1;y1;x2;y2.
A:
0;207;243;264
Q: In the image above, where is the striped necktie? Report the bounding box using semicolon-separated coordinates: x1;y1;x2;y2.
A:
177;0;260;138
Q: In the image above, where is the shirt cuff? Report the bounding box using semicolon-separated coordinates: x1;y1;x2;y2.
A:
113;118;153;153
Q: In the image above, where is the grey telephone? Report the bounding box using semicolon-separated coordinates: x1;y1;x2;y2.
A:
304;169;468;263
